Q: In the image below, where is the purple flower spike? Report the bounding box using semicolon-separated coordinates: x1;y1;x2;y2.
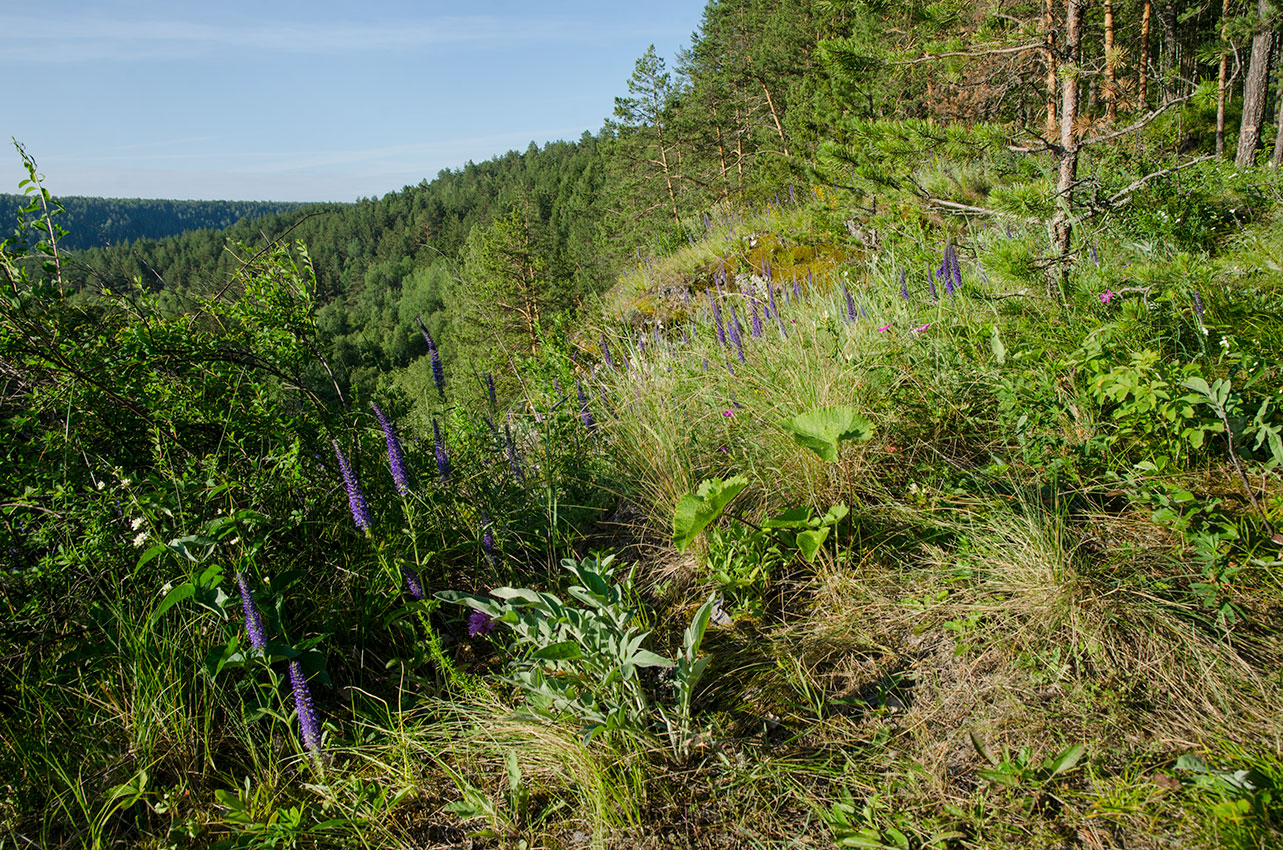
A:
237;572;268;653
486;373;497;408
577;381;596;432
432;419;451;484
601;335;616;370
288;659;323;757
402;564;425;600
416;317;445;397
928;269;939;301
750;301;763;338
1193;290;1206;325
727;304;746;363
468;610;495;638
844;286;857;323
764;260;772;281
710;292;727;347
370;403;410;497
504;423;525;484
480;511;498;567
333;440;371;532
899;266;910;300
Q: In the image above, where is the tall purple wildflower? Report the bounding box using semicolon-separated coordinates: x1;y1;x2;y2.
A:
843;286;857;323
750;301;763;338
764;259;772;281
710;292;727;347
333;440;371;532
577;381;596;431
237;572;268;653
899;266;910;300
486;372;497;408
288;660;323;756
504;423;525;483
601;335;616;370
370;403;410;496
416;317;446;397
936;243;961;296
768;283;787;337
402;564;425;600
1193;290;1206;326
727;304;746;363
480;511;498;567
927;269;939;301
432;419;451;483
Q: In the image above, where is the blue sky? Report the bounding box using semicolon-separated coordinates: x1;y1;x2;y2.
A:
2;1;706;201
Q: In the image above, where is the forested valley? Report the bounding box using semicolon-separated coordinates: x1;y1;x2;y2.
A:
5;0;1283;847
0;194;308;252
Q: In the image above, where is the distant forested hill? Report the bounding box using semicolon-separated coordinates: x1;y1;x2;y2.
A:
0;194;310;250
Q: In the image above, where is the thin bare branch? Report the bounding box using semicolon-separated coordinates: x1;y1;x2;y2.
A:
1107;155;1218;206
887;41;1044;66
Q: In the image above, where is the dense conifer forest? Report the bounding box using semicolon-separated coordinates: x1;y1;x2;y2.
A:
4;1;1283;847
0;194;308;251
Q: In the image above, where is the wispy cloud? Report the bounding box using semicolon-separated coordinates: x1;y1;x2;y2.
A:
0;14;602;62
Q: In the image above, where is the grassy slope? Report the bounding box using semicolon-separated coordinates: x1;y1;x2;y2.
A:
4;125;1283;850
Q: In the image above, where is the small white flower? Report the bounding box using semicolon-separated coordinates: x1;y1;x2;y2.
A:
120;478;132;487
95;481;105;490
130;517;145;530
132;531;148;547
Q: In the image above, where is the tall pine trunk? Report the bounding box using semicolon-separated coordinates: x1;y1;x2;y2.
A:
1044;0;1058;134
1104;0;1118;123
1272;87;1283;166
1235;0;1275;168
1050;0;1084;295
1138;0;1152;109
1216;0;1233;155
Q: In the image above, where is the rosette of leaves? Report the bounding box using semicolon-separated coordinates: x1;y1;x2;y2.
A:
438;554;676;741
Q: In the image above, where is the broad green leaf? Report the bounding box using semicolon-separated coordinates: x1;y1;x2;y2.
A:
531;641;584;661
631;649;675;668
1180;377;1211;399
989;324;1006;365
1045;743;1086;776
672;475;749;552
822;503;850;525
779;406;873;462
795;527;830;561
762;506;813;529
148;583;195;626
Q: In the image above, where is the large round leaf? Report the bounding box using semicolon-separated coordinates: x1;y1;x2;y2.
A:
779;406;873;462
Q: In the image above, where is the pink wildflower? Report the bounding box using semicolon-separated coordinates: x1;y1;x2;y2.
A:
912;323;930;334
877;324;892;332
1099;290;1115;303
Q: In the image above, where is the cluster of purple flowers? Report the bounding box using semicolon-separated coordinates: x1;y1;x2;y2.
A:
333;439;371;532
288;659;323;756
237;572;268;653
480;510;499;567
370;402;410;497
935;243;961;296
432;419;451;483
416;317;446;397
577;380;596;431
